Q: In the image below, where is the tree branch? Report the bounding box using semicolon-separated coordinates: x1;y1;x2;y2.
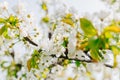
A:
24;37;38;46
50;54;113;68
83;50;93;60
50;54;92;63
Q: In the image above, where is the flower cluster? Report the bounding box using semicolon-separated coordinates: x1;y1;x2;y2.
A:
0;0;120;80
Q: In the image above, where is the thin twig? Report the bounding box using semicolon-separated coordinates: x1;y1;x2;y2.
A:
24;37;38;46
83;50;93;60
50;54;113;68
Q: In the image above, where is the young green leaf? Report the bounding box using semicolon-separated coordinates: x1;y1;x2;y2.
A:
80;18;97;37
87;36;105;61
0;25;11;39
7;15;19;27
90;49;101;61
62;18;74;27
41;2;48;11
75;60;81;67
61;13;74;27
3;30;11;39
103;26;120;33
0;26;7;35
27;50;41;71
111;0;116;4
27;59;31;71
0;18;5;24
61;37;68;48
111;46;120;67
42;16;49;23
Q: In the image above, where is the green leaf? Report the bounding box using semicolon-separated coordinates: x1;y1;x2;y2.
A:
104;32;112;39
52;23;57;31
87;36;105;61
80;18;97;37
61;37;68;48
3;29;11;39
27;59;31;71
0;26;11;39
111;46;120;67
0;26;7;35
27;50;41;71
111;45;120;56
7;63;22;78
62;18;74;27
75;60;81;67
32;50;41;57
27;58;39;71
8;15;19;26
90;49;100;61
0;18;5;24
111;0;116;4
41;2;48;11
42;16;49;23
87;36;100;49
103;26;120;33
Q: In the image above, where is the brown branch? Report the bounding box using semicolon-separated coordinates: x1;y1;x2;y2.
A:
50;54;92;63
48;32;52;40
83;50;93;60
50;54;113;68
104;64;113;68
24;37;38;46
64;48;68;58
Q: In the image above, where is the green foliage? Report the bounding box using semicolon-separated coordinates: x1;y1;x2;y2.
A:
3;29;11;39
111;0;116;4
0;26;7;35
52;23;57;31
8;63;22;78
27;50;41;71
7;15;19;27
0;18;6;24
103;26;120;33
0;15;20;39
0;25;11;39
42;16;49;23
79;19;120;61
80;18;97;37
61;37;68;48
41;2;48;11
110;45;120;67
61;13;74;27
86;36;104;61
75;60;81;67
1;61;22;78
